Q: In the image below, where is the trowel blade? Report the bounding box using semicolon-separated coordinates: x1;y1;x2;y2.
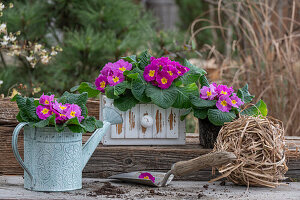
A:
108;171;174;187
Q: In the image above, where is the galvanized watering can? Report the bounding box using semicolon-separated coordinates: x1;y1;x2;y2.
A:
12;107;122;192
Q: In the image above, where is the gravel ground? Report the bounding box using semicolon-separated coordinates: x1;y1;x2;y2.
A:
0;176;300;200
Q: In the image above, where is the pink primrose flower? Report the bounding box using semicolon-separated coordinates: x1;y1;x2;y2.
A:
229;93;244;108
162;65;179;80
114;59;132;73
216;84;234;97
156;70;173;89
216;95;232;112
65;104;84;122
138;172;155;183
200;84;217;100
100;62;114;76
39;93;54;106
36;105;52;120
95;75;108;93
107;71;125;86
143;63;159;82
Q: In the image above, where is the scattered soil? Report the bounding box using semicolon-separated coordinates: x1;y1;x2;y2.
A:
203;184;209;189
198;193;205;199
88;182;126;197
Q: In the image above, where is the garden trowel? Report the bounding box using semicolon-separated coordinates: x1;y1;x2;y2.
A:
108;151;236;187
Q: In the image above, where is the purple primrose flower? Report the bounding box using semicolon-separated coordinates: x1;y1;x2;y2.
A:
39;93;54;106
229;93;244;108
156;70;173;89
216;95;232;112
216;85;234;97
200;84;217;100
36;105;52;120
95;75;108;93
138;172;155;183
65;104;84;122
107;71;125;86
143;64;159;82
114;59;132;73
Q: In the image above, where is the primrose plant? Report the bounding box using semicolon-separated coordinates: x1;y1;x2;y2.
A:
12;92;103;133
72;50;205;112
182;74;268;126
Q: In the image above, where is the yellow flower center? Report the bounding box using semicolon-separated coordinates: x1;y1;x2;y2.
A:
119;67;126;72
221;91;227;95
149;70;155;77
178;71;181;74
167;71;173;76
100;81;106;88
59;105;67;110
45;100;49;105
207;91;212;96
113;76;119;83
161;77;168;84
144;176;149;180
70;111;76;117
231;100;237;104
221;100;227;107
60;113;66;117
42;108;49;114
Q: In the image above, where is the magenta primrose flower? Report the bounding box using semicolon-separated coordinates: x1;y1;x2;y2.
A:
114;59;132;73
65;104;84;122
156;70;173;89
100;62;114;76
107;71;125;86
172;61;189;76
138;172;155;183
95;75;108;93
163;65;179;80
229;93;244;108
216;95;232;112
216;85;234;97
200;84;217;100
39;94;54;106
36;105;52;120
143;64;159;82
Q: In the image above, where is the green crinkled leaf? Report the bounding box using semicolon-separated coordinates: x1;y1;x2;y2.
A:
190;95;216;108
200;75;210;87
183;59;207;75
180;108;192;121
237;84;254;104
193;108;208;119
241;99;268;117
81;116;97;132
145;85;178;109
33;114;55;128
67;125;84;133
114;81;130;96
127;73;139;79
121;55;137;63
113;92;139;111
15;95;39;122
172;83;199;109
131;79;151;103
138;50;151;70
105;86;120;99
207;109;236;126
70;82;100;98
95;120;103;128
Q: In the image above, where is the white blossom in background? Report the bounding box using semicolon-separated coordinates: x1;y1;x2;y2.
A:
0;80;3;86
0;2;62;67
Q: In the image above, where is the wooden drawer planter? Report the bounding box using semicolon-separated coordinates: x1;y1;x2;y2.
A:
99;96;186;145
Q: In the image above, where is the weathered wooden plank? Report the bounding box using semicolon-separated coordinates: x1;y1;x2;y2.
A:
166;108;179;138
153;106;166;138
125;106;139;138
139;104;153;139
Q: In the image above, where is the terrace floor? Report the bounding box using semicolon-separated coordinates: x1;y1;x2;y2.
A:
1;176;300;200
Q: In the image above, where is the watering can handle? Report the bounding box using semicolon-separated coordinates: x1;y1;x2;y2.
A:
12;122;34;186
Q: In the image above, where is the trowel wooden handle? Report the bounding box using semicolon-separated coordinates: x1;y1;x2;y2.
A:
171;151;236;177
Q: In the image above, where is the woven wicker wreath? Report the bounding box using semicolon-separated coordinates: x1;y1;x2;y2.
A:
212;115;288;188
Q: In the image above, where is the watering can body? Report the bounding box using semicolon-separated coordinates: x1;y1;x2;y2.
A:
12;107;122;192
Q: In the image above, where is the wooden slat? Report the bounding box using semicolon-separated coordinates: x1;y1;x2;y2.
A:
139;104;153;138
125;106;139;138
153;105;166;138
166;108;179;138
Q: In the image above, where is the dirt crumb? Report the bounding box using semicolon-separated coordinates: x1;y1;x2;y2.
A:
88;182;125;196
220;180;226;186
198;193;205;199
203;184;209;189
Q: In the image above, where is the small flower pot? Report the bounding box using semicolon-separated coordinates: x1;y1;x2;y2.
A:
198;118;221;149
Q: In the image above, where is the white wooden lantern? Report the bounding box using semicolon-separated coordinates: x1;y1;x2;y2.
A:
100;95;186;145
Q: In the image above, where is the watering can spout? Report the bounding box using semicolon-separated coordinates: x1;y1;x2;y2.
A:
81;107;122;170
